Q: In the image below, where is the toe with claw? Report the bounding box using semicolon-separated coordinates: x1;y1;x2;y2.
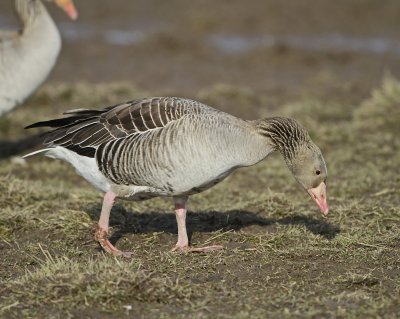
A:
95;226;132;258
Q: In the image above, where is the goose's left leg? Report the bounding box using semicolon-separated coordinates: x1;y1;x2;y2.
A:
95;191;132;258
171;196;223;253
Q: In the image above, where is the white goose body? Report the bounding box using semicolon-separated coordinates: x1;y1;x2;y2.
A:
0;0;76;116
25;97;329;256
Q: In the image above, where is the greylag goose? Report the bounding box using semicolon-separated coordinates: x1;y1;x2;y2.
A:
0;0;77;116
24;97;329;257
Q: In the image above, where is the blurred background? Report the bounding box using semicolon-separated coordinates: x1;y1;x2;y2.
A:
1;0;400;117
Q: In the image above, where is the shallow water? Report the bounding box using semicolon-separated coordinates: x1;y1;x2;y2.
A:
56;21;159;46
57;21;400;56
209;33;400;55
3;14;399;56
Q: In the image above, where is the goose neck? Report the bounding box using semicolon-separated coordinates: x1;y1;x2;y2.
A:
15;0;49;31
253;117;310;163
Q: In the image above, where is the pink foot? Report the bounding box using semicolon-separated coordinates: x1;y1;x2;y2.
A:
171;245;224;253
95;226;132;258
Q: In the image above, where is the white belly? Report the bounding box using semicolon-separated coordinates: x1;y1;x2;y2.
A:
43;147;111;193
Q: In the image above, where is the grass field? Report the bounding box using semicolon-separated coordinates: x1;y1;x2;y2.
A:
0;76;399;318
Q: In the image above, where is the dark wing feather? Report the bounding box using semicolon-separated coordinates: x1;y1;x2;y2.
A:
25;97;204;158
24;116;93;129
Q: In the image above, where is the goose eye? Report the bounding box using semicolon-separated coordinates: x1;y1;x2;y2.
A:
316;170;321;175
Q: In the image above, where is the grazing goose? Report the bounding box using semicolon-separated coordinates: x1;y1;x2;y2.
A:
24;97;329;257
0;0;78;116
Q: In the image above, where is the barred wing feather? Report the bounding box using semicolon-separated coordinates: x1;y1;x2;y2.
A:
26;97;206;158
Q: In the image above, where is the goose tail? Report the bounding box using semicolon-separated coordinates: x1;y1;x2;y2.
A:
22;148;51;159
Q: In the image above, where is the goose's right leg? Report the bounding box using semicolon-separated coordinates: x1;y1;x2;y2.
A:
95;191;132;258
171;196;223;253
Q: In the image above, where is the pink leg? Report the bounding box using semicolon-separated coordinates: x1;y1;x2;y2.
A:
95;191;132;258
171;197;189;251
171;197;224;253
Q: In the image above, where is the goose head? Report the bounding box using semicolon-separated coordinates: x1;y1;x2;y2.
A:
287;143;329;215
50;0;78;20
257;117;329;215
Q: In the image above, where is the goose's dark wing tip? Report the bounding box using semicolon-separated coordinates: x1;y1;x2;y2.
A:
25;116;95;130
25;121;48;129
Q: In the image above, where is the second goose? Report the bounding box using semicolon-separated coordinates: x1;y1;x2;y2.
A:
0;0;77;116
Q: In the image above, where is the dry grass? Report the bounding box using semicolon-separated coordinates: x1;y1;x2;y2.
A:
0;77;399;318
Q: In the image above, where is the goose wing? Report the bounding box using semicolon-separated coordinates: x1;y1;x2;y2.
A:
26;97;209;158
